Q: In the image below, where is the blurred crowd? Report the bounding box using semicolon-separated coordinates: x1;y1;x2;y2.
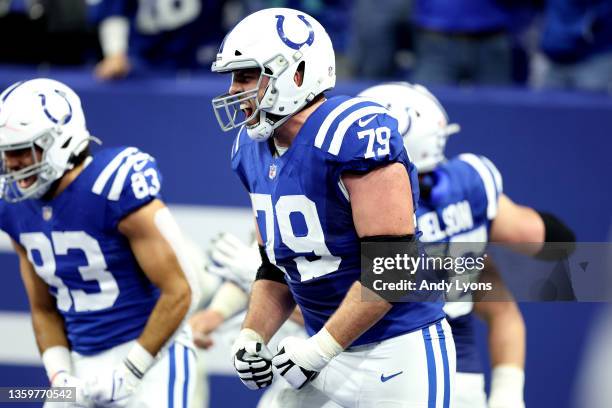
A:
1;0;611;92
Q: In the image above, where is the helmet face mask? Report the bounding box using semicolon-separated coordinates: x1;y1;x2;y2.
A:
0;131;58;202
211;8;336;141
212;56;284;136
0;79;92;203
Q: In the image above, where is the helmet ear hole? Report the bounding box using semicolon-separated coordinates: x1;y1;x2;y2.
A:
61;137;72;149
294;61;305;87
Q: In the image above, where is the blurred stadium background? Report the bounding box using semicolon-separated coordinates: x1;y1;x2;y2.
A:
0;1;611;407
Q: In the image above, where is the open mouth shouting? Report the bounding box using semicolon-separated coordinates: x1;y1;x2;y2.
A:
18;175;37;189
240;102;253;119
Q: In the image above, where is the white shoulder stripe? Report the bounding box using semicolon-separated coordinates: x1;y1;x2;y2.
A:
233;127;243;156
108;152;151;201
480;156;503;194
314;98;364;149
92;147;139;195
328;106;388;156
458;153;499;220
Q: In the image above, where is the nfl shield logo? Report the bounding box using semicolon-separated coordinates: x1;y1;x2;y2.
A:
42;206;53;221
268;164;277;179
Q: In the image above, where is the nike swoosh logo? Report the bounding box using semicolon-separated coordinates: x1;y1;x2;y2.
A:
358;114;378;127
380;371;403;382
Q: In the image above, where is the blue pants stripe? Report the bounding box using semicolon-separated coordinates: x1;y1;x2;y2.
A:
182;345;190;408
436;321;451;408
168;344;176;408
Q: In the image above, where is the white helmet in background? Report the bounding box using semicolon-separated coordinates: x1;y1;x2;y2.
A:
0;78;92;202
358;82;460;173
211;8;336;141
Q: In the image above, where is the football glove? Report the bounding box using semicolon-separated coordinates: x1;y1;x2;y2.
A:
232;328;274;390
208;233;259;291
272;328;343;390
51;371;89;407
83;343;154;407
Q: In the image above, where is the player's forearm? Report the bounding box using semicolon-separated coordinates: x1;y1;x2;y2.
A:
31;309;70;353
324;281;392;349
243;280;295;343
138;279;191;355
482;302;525;368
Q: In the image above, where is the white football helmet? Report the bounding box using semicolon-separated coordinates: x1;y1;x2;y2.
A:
358;82;460;173
211;8;336;141
0;78;93;202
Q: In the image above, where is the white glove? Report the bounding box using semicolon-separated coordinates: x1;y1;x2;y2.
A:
488;365;526;408
51;372;89;407
83;362;140;407
232;328;274;390
208;233;259;291
83;343;154;407
272;327;343;390
43;346;89;407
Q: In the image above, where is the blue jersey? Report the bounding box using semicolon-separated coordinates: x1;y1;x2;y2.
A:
232;96;444;347
541;0;612;63
0;147;163;355
89;0;224;69
416;153;503;373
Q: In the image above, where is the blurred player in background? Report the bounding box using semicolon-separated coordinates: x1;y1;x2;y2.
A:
0;78;198;407
190;233;307;408
359;82;575;408
89;0;226;80
211;8;454;407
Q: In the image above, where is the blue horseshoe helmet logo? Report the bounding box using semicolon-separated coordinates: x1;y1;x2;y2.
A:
38;90;72;124
275;15;315;50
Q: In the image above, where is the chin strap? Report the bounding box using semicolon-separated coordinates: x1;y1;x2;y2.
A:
246;99;308;142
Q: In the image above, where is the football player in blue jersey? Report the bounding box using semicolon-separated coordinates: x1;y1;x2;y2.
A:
90;0;224;80
210;8;455;407
359;82;576;408
0;79;198;407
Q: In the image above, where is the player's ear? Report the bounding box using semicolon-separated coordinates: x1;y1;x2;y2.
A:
294;62;305;87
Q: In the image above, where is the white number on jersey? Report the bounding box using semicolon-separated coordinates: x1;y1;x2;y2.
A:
20;232;120;312
136;0;201;33
251;194;341;282
131;167;161;199
357;126;391;158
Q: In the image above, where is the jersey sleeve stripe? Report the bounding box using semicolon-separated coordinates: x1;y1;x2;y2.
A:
337;179;349;201
328;106;388;156
314;98;364;149
92;147;139;195
107;152;151;201
232;127;243;156
458;153;499;220
479;156;503;194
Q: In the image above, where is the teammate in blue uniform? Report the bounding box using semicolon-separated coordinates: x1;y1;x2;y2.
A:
0;79;197;407
359;82;575;408
89;0;224;79
210;8;455;407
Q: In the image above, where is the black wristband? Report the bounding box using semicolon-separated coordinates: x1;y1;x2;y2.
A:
255;245;287;285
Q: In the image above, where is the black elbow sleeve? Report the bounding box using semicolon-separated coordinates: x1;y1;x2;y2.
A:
534;211;576;260
255;245;287;285
538;211;576;243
